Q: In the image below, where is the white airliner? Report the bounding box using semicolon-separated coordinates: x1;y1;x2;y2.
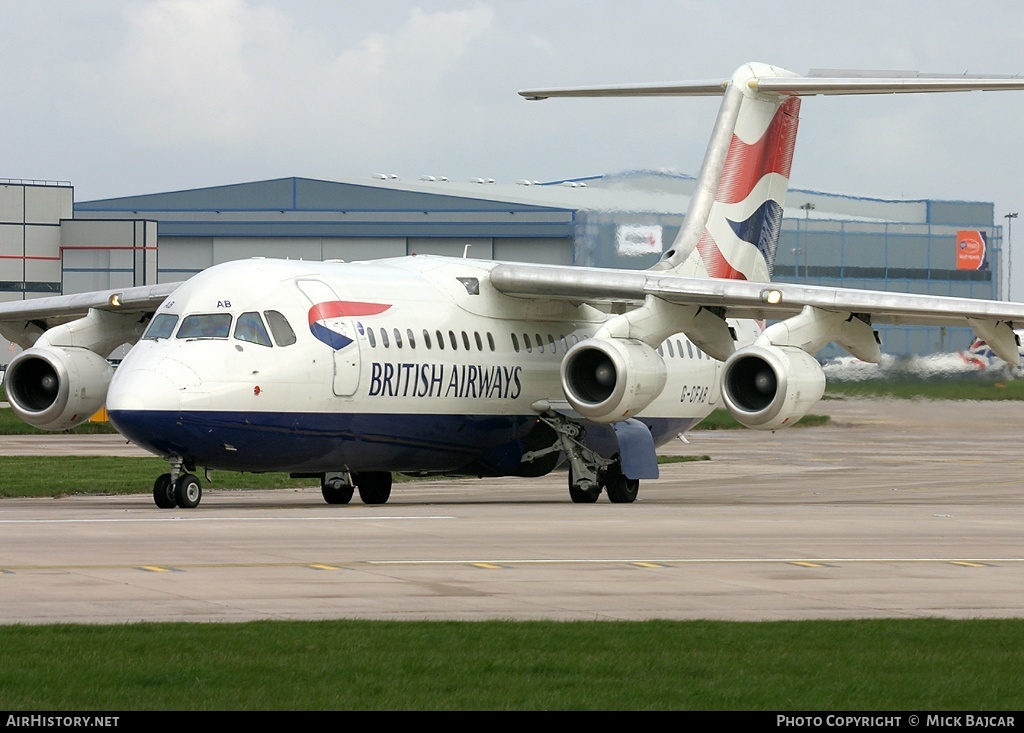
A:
4;62;1024;510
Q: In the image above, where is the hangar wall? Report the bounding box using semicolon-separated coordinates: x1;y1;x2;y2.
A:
0;172;1007;360
1;181;158;301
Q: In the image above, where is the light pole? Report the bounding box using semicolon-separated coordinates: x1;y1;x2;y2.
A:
799;202;815;279
1005;212;1018;300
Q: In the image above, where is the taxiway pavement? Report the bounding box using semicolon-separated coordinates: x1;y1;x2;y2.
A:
1;397;1022;624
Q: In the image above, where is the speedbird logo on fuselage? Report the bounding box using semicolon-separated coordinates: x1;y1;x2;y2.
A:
308;301;391;350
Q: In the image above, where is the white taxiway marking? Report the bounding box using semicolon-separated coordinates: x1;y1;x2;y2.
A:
0;515;457;524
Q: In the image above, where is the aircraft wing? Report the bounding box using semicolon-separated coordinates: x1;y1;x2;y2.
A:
489;262;1024;361
0;282;180;349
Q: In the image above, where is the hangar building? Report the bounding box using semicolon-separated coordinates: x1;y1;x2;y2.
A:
1;170;1004;359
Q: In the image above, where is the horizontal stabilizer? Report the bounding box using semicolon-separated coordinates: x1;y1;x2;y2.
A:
521;67;1024;100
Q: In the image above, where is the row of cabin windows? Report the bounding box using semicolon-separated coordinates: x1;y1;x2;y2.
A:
511;332;579;354
362;326;497;353
658;338;709;360
510;331;709;361
143;310;297;347
361;326;710;362
144;312;709;361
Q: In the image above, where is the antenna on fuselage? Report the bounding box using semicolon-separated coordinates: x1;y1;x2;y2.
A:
463;244;472;258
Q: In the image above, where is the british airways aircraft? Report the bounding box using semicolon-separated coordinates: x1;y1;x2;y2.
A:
4;62;1024;510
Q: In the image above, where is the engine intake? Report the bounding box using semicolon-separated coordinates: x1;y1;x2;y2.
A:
5;347;114;431
721;344;825;430
561;338;666;423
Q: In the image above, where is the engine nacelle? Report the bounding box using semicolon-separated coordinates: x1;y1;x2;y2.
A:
560;338;667;423
4;347;114;431
721;344;825;430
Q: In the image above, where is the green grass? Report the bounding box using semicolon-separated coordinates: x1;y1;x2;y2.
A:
0;406;118;434
658;454;710;464
0;618;1022;710
0;457;317;498
824;376;1024;401
694;409;830;430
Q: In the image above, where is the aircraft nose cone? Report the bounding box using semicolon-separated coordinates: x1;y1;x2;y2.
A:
107;355;203;413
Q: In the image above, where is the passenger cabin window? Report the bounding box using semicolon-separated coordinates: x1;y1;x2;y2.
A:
264;310;296;346
234;312;272;347
176;314;232;339
143;313;178;340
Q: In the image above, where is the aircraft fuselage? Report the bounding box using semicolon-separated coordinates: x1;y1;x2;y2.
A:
106;256;733;478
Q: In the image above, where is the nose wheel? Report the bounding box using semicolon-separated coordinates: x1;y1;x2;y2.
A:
152;458;203;509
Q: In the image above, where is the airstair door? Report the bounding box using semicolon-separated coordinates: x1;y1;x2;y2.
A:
295;279;361;397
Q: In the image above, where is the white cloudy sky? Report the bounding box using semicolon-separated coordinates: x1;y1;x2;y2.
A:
4;1;1024;223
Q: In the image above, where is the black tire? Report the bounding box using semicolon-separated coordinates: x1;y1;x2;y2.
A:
603;463;639;504
153;473;176;509
321;478;354;505
568;468;600;503
174;473;202;509
355;472;392;505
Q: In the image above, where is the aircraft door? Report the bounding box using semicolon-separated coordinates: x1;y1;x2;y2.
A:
296;279;361;397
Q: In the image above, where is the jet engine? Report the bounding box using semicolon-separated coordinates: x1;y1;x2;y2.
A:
721;344;825;431
560;338;667;423
4;346;115;431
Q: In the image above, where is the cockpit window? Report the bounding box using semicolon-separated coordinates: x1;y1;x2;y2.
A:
234;312;273;347
176;314;233;340
264;310;296;347
143;313;178;340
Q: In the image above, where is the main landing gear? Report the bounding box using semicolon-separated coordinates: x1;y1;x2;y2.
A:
523;412;640;504
152;457;202;509
319;471;393;505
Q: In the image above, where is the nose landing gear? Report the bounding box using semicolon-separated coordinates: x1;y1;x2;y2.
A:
152;457;203;509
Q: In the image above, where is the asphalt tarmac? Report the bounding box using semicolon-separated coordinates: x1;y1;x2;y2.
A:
1;397;1023;624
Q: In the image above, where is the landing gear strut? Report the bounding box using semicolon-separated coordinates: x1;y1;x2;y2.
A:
524;411;639;504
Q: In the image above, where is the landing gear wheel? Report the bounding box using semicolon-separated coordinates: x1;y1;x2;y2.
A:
153;473;176;509
354;472;392;505
603;463;639;504
321;477;354;505
174;473;202;509
568;469;601;504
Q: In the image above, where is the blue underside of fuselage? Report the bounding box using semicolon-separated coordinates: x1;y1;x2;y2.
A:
107;409;699;476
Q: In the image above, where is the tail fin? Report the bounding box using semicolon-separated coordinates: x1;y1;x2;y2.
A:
520;63;1024;283
666;63;800;281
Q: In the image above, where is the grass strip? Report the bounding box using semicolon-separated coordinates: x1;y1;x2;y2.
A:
0;457;317;498
824;377;1024;401
0;618;1022;710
